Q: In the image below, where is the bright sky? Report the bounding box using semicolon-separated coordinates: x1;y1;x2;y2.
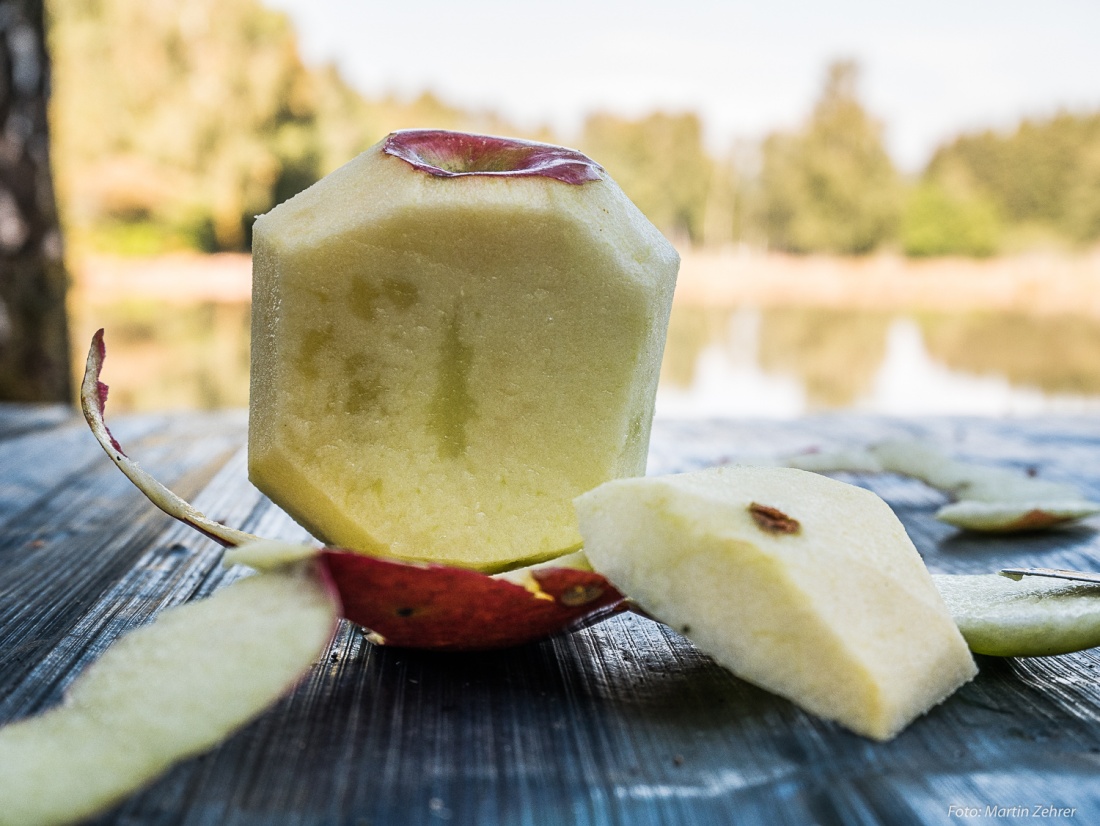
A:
264;0;1100;171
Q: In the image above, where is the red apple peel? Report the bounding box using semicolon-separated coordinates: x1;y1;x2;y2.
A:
81;329;261;548
81;332;627;650
323;551;625;651
383;129;603;185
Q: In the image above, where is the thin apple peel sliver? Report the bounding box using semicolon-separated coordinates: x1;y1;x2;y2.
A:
81;329;261;548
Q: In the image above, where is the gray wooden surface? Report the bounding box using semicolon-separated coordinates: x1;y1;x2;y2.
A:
3;404;1100;825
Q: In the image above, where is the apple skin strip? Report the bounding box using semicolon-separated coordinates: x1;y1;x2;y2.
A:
222;541;627;651
81;332;626;651
81;329;261;548
321;550;625;650
0;563;340;826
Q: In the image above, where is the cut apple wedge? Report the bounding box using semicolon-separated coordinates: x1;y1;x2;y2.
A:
81;334;625;651
933;572;1100;657
0;563;340;826
575;465;978;741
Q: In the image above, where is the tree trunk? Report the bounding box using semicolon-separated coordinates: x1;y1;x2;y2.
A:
0;0;70;403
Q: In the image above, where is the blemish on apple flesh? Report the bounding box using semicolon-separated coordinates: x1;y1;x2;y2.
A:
341;356;383;416
349;274;420;320
428;311;475;459
749;502;801;535
294;326;335;381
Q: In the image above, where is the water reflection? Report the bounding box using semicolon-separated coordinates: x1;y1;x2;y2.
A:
72;297;1100;416
656;306;1100;418
71;298;251;410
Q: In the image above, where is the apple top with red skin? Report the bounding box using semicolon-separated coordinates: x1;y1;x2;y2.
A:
383;129;604;185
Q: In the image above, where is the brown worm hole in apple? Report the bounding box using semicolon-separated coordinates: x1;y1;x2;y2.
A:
383;129;604;184
81;331;628;651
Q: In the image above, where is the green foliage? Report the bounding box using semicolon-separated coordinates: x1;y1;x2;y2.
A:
45;0;1100;259
926;112;1100;246
756;62;899;255
901;183;1000;257
580;112;712;244
48;0;325;252
46;0;537;255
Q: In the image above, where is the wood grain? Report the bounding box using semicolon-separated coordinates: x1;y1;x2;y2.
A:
2;406;1100;825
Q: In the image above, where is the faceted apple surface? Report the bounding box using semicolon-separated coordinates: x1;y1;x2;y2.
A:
250;131;679;571
576;465;977;741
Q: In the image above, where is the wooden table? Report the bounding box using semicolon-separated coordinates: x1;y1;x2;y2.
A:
3;404;1100;825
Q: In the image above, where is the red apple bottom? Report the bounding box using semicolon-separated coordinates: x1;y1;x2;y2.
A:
321;550;628;651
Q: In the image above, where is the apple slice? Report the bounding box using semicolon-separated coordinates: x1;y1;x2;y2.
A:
786;440;1100;533
934;500;1100;532
0;563;339;826
81;335;626;651
575;465;977;740
871;439;1099;532
933;572;1100;657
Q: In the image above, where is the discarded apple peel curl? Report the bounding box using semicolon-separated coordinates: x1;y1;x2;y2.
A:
787;439;1100;532
81;331;627;651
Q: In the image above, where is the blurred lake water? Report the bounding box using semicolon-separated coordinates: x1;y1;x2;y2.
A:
657;305;1100;418
69;253;1100;416
70;299;1100;418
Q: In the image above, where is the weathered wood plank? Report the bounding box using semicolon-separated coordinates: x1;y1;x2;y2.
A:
3;405;1100;825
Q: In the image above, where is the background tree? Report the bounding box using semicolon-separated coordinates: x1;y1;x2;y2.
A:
899;182;1000;257
0;0;70;403
925;112;1100;248
46;0;551;256
49;0;326;253
580;111;712;245
756;61;899;255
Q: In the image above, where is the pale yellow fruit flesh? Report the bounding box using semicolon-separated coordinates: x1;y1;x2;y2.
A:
576;465;977;741
250;144;678;571
934;573;1100;657
0;565;338;826
786;440;1100;533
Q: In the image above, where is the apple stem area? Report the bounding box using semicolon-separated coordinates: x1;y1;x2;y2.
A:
4;408;1100;821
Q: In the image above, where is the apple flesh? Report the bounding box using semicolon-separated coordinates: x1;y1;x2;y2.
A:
788;440;1100;533
575;465;978;741
934;573;1100;657
80;336;626;651
0;563;339;826
249;129;679;571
